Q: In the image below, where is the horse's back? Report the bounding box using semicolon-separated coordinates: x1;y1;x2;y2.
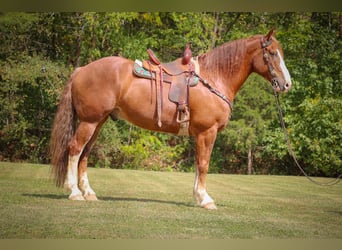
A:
73;56;133;81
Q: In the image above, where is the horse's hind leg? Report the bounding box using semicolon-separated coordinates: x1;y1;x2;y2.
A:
193;128;218;209
77;146;97;201
77;121;106;201
65;121;97;200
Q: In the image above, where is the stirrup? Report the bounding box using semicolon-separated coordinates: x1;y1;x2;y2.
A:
177;108;190;136
176;106;190;124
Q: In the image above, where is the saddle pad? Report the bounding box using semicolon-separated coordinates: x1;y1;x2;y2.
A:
133;61;200;86
133;60;155;79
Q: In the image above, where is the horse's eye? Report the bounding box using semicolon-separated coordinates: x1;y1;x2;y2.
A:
269;51;277;56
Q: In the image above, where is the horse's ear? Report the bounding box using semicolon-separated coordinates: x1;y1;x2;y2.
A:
265;29;276;41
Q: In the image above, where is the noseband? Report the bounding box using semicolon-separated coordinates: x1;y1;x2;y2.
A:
261;37;282;90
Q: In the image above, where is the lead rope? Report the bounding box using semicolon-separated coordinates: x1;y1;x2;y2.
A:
273;90;341;186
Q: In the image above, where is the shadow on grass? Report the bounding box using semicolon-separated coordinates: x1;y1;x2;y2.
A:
100;196;195;207
326;210;342;216
22;193;66;200
22;193;195;207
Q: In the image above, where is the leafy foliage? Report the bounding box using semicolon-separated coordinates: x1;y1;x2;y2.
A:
0;54;69;162
0;12;341;177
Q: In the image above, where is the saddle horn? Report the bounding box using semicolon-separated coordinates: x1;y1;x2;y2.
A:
182;42;192;65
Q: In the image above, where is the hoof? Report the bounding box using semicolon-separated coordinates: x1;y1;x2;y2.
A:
202;202;217;210
69;194;85;201
84;194;98;201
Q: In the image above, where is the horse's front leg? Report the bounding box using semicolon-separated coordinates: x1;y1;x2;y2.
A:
193;128;218;210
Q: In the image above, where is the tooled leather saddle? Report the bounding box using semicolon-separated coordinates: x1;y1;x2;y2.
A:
133;43;199;135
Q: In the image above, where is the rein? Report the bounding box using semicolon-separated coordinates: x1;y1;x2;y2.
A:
195;73;234;112
273;89;342;186
263;37;341;185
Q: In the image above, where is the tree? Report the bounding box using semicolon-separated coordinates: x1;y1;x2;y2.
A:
0;12;340;177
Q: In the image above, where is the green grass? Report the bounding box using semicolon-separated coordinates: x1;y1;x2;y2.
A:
0;161;341;239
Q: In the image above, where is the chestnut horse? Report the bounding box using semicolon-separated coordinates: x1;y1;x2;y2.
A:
50;30;292;209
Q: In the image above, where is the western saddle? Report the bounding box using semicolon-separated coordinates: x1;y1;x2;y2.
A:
133;43;199;135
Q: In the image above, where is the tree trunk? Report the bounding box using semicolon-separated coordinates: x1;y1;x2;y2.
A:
211;12;220;49
339;13;342;38
73;12;84;67
247;147;252;175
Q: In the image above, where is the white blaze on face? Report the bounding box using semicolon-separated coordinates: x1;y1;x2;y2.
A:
276;49;292;86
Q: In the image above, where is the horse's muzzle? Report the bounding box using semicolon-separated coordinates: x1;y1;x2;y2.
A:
272;77;291;93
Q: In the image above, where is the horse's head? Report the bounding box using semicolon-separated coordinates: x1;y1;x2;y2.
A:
253;29;292;93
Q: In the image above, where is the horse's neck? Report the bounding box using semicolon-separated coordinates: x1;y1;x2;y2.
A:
232;37;262;93
198;37;259;100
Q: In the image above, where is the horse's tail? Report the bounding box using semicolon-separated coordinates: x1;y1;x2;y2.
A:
50;76;76;187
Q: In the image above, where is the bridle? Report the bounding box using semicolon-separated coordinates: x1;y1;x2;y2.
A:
261;37;284;91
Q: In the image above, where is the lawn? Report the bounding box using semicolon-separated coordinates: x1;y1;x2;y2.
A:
0;162;341;239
